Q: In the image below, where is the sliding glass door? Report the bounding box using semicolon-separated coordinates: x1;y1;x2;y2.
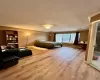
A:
91;22;100;70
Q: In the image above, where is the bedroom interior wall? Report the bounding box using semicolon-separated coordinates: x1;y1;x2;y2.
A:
0;26;49;47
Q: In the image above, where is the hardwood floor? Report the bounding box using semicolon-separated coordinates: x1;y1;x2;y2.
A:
0;47;100;80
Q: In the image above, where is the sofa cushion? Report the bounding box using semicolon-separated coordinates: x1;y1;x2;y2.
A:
18;49;32;58
2;56;19;62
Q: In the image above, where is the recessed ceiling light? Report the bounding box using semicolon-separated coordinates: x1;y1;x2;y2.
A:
42;24;54;29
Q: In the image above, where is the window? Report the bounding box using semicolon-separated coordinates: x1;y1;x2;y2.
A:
55;34;63;42
70;33;76;43
56;33;76;43
62;34;71;42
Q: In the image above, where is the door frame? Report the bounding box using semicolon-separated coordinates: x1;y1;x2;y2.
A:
86;21;98;64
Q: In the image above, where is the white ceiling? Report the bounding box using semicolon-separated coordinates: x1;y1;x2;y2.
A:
0;0;100;32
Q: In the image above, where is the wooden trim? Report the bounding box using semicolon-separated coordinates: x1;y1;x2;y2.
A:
85;24;92;61
86;22;98;63
90;13;100;23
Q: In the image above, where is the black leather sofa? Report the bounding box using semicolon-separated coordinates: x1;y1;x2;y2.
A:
0;47;32;69
0;47;19;69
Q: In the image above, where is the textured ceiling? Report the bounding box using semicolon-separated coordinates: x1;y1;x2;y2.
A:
0;0;100;32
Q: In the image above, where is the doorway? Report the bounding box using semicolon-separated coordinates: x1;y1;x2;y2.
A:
92;22;100;70
87;21;100;70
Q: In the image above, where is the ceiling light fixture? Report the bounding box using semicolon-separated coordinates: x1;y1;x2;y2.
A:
42;24;54;29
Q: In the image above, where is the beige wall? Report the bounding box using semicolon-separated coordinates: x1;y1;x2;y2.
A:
0;26;49;47
80;30;88;42
18;31;48;47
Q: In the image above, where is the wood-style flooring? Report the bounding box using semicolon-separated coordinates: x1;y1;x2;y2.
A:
0;47;100;80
